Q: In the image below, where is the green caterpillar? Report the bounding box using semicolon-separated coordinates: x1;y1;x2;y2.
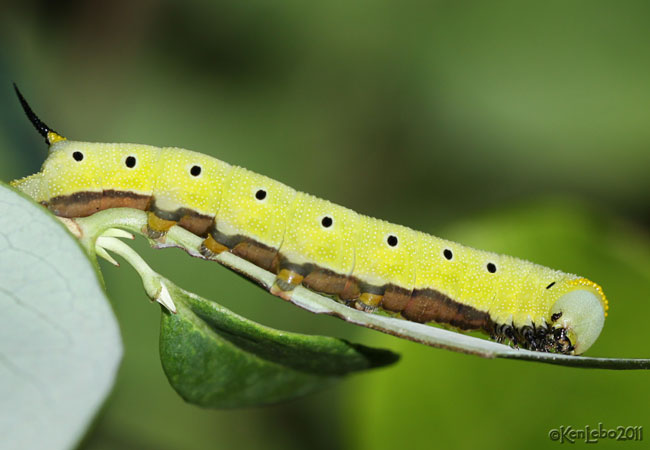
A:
10;86;608;355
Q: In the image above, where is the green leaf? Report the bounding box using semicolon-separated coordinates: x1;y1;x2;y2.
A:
158;280;398;408
0;183;122;450
86;223;398;409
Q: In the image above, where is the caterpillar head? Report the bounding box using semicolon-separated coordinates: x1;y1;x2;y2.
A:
549;278;608;355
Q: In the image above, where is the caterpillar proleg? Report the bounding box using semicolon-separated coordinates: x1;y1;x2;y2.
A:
10;86;608;355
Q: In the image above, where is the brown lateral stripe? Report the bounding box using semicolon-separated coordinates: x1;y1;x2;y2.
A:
101;190;151;211
149;201;214;237
206;226;286;273
231;240;279;273
381;286;493;331
47;191;103;217
48;190;151;218
303;268;350;297
208;231;359;299
413;288;491;331
48;191;561;350
177;212;213;237
208;232;494;334
381;285;411;312
48;191;213;236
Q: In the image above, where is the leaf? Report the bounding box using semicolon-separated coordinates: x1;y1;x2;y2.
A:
91;233;397;409
0;183;122;450
158;280;398;408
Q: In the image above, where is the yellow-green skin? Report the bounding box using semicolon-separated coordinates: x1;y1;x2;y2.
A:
13;139;609;354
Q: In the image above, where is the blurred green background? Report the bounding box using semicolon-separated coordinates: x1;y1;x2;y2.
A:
1;1;649;449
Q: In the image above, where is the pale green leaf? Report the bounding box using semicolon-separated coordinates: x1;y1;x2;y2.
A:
0;183;122;450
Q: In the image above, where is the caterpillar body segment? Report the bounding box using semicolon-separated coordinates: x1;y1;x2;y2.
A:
10;89;609;355
214;167;295;253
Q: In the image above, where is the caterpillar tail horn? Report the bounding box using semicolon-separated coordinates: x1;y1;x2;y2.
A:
13;83;66;145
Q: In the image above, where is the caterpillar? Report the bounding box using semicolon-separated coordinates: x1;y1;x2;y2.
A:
10;86;608;355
